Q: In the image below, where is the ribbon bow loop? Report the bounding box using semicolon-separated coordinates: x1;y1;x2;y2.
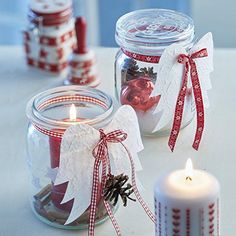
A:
177;48;208;66
177;54;190;64
191;48;208;59
92;129;128;160
100;129;128;143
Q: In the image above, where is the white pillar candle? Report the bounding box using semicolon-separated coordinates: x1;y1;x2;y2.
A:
154;159;220;236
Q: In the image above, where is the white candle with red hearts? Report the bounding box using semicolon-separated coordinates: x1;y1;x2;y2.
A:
154;159;220;236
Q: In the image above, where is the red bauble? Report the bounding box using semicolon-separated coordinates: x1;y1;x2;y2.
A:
120;77;161;112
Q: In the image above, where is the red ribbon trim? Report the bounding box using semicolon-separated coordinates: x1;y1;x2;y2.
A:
121;49;160;63
88;129;155;236
168;48;208;151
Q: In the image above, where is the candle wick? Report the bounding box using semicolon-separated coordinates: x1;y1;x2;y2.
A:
186;176;192;181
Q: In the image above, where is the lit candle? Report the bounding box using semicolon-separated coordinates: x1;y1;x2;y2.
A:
69;103;77;122
50;104;77;168
50;104;77;211
154;159;220;236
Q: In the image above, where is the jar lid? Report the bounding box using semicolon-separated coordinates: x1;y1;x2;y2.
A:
29;0;72;15
115;9;195;55
28;8;72;26
29;0;72;26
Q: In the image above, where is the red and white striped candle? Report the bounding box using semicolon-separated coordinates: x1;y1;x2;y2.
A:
154;159;220;236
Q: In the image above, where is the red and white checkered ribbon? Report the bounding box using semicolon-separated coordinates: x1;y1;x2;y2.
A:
168;48;208;151
89;129;155;236
33;95;107;138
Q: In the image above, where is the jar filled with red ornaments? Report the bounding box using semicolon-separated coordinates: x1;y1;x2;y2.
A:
23;0;76;73
115;9;196;136
26;86;117;229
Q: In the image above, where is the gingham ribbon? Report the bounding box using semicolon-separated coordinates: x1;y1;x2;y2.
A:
89;129;155;236
168;48;208;151
32;95;107;138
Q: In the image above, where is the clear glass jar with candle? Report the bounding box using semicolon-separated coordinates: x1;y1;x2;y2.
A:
115;9;195;136
26;86;116;229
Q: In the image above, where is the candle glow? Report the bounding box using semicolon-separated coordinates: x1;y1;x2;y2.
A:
185;158;193;181
69;104;77;121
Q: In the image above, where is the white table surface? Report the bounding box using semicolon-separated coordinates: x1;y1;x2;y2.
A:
0;46;235;236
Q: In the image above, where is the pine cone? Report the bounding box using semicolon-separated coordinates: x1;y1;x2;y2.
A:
103;174;136;207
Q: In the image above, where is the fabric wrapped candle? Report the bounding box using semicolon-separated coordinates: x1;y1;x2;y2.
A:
154;159;220;236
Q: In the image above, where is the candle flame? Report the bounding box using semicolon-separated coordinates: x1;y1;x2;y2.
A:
69;104;76;121
185;158;193;181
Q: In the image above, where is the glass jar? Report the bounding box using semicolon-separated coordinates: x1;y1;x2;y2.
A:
26;86;116;229
115;9;195;136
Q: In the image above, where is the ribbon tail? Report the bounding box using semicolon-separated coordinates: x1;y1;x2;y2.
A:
101;148;122;235
88;159;101;236
101;153;108;190
121;143;156;224
168;63;189;151
103;200;122;236
190;60;205;150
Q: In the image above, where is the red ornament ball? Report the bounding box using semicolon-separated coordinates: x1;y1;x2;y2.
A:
120;77;161;112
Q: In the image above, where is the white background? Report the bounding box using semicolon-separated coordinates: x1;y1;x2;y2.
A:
193;0;236;47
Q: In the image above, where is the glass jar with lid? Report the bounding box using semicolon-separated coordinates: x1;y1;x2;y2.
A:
115;9;195;136
23;0;76;73
26;86;117;229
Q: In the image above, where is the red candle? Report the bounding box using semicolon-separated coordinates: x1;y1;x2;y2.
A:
49;104;101;212
50;134;74;211
74;16;87;54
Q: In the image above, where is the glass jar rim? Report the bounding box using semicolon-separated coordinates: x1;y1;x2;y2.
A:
26;86;115;131
115;8;195;55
